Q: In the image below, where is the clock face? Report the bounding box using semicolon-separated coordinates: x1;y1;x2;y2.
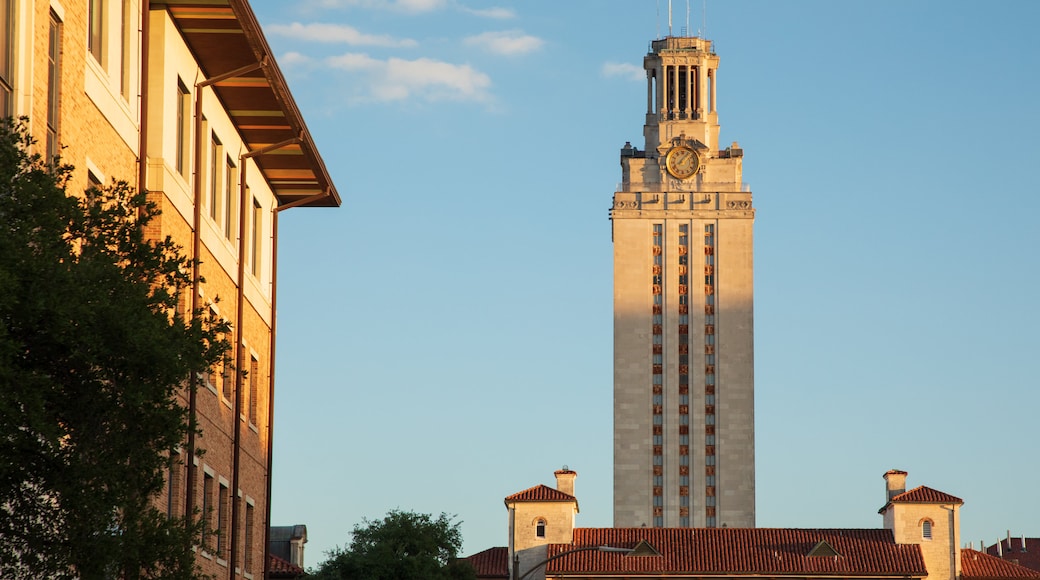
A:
665;146;699;179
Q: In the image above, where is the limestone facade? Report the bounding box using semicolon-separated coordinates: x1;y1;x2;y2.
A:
612;35;754;529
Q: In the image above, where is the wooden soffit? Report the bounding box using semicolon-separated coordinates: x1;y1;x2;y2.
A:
154;0;341;208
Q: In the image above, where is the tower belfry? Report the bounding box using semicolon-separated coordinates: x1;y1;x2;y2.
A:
612;34;755;529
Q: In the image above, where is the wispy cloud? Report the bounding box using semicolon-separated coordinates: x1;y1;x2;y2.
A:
459;6;515;19
268;22;418;48
463;30;543;56
602;62;645;82
279;51;314;67
326;52;492;104
307;0;514;18
308;0;447;13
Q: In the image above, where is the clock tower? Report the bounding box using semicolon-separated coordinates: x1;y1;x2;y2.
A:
612;35;755;529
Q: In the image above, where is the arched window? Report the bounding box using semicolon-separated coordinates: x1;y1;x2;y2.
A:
535;519;546;538
922;519;933;540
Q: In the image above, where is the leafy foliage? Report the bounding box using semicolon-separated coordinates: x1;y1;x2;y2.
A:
0;119;228;579
308;510;477;580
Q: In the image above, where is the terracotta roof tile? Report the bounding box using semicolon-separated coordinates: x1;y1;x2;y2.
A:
963;548;1040;579
504;484;576;503
890;485;964;504
267;554;304;578
463;546;509;578
986;539;1040;572
546;528;928;577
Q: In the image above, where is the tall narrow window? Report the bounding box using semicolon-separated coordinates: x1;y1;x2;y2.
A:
535;519;546;538
244;501;255;573
88;0;103;64
175;81;189;175
202;472;214;550
166;456;180;518
250;198;262;277
217;482;229;557
922;520;932;540
0;0;14;116
248;355;259;425
224;155;235;240
119;0;130;99
209;132;221;221
46;13;62;163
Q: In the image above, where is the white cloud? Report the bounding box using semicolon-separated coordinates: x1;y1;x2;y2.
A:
602;62;645;82
312;0;447;12
463;30;544;56
268;22;418;48
278;51;314;67
459;6;515;19
325;52;492;104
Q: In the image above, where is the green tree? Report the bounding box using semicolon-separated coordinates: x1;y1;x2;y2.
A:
308;510;477;580
0;119;228;579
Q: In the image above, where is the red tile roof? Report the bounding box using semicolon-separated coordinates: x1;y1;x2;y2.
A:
986;538;1040;573
963;548;1040;580
267;554;304;578
505;484;577;503
464;546;509;578
890;486;964;504
545;528;927;577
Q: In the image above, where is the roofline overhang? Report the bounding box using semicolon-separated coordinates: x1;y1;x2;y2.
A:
156;0;341;209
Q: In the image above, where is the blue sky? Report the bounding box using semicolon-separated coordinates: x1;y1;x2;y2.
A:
252;0;1040;564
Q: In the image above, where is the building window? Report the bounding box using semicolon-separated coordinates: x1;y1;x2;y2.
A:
535;519;546;538
119;0;130;99
202;471;214;550
224;155;236;241
244;501;255;573
209;132;221;222
922;519;933;540
250;198;262;277
0;0;12;116
88;0;104;64
166;455;180;518
46;13;62;164
175;80;190;175
248;355;259;425
217;482;229;557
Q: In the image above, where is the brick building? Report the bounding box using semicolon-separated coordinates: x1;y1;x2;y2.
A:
3;0;339;577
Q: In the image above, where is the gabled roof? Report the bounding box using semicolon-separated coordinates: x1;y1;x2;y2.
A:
463;546;509;579
153;0;340;208
546;528;928;577
963;548;1040;580
890;485;964;504
504;484;577;503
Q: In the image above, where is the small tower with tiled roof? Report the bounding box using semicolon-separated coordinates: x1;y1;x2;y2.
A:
505;468;580;580
880;470;964;580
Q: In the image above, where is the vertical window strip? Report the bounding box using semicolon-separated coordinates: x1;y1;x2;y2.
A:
251;198;262;277
677;223;690;527
88;0;103;64
0;0;12;116
175;81;189;175
651;223;663;528
244;502;255;573
224;155;235;241
46;13;62;163
704;223;717;527
119;0;130;99
209;132;220;221
248;355;259;425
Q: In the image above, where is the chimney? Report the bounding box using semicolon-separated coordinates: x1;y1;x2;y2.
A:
554;467;577;497
884;469;908;502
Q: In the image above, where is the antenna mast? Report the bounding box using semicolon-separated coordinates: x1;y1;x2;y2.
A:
703;0;708;39
687;0;690;37
656;0;660;40
668;0;672;36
